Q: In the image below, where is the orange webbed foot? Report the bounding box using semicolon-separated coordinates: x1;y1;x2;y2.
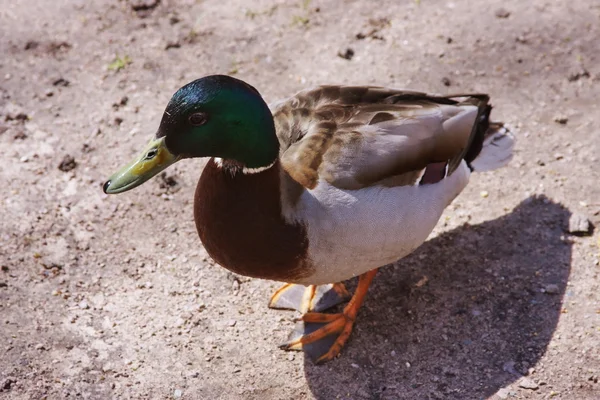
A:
279;269;378;364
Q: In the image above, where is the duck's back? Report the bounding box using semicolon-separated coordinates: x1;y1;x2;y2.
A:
270;85;514;284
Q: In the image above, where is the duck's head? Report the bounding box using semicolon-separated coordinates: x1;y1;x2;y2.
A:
103;75;278;194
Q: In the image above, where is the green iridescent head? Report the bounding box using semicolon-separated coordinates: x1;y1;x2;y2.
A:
103;75;278;194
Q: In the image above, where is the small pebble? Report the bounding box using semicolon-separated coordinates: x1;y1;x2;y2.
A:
480;191;489;198
567;68;590;82
13;130;27;140
165;41;181;50
3;103;28;120
78;301;89;310
173;388;183;398
337;48;355;60
553;115;568;125
567;212;593;236
1;377;15;391
130;0;160;12
543;284;560;295
503;361;521;376
496;388;510;399
495;8;510;18
518;377;539;390
174;318;186;328
516;35;527;44
58;155;77;172
53;78;70;87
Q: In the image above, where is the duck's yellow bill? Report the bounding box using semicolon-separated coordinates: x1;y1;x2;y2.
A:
103;137;180;194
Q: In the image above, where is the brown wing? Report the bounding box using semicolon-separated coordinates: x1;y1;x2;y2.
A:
272;85;489;190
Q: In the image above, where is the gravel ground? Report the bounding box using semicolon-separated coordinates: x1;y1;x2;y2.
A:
1;0;599;399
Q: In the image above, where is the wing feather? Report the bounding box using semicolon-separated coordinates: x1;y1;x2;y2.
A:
272;86;488;190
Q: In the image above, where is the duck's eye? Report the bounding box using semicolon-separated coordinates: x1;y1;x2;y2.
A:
145;148;158;160
189;112;208;126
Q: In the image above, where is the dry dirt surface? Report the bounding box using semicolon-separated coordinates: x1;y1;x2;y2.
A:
1;0;599;399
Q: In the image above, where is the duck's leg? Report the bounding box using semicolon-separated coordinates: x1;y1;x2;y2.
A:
280;269;377;364
269;282;351;313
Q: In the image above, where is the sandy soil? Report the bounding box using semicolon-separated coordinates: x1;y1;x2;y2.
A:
1;0;599;399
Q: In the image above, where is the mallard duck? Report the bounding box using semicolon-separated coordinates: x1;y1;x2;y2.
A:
104;75;514;363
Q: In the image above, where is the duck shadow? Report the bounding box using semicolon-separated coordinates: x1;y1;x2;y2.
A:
303;196;573;400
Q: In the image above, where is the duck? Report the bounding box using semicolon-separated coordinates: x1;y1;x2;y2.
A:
103;75;515;364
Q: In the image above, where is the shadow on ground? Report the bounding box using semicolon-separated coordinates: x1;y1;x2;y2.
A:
303;196;572;400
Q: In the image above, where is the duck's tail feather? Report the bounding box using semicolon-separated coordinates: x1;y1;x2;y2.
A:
459;98;515;172
468;121;515;172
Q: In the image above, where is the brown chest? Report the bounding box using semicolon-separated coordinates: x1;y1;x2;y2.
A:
193;159;313;282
